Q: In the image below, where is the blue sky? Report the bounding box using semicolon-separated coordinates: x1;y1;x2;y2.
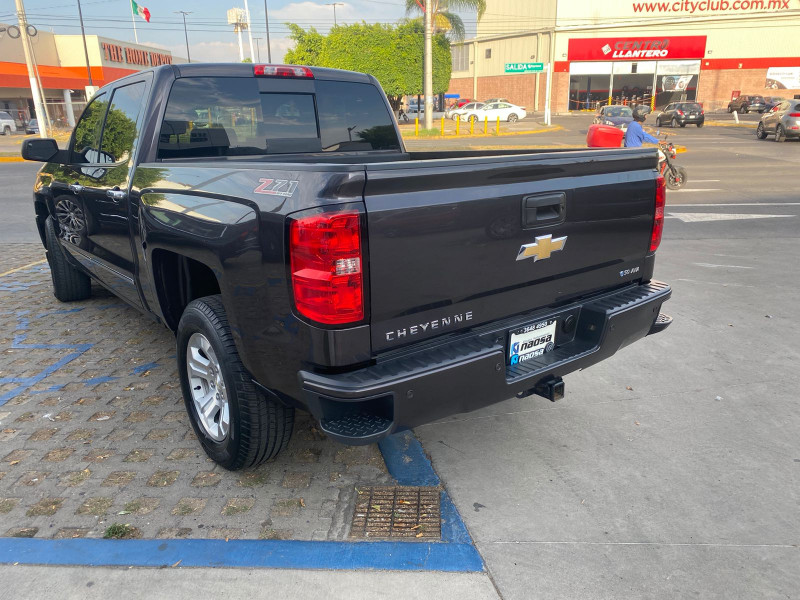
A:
3;0;476;63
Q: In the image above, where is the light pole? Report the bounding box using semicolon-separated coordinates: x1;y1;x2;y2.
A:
175;11;192;62
14;0;48;137
325;2;343;27
423;0;433;129
253;36;262;62
75;0;93;87
263;0;272;62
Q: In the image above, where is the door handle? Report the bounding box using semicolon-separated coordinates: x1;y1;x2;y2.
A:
106;188;127;202
68;183;84;193
522;192;566;228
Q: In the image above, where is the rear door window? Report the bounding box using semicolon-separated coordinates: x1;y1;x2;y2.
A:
158;77;400;159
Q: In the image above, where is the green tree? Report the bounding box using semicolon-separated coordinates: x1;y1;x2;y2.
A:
404;0;486;41
283;21;451;107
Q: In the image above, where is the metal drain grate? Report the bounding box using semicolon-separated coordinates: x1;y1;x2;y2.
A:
350;486;441;540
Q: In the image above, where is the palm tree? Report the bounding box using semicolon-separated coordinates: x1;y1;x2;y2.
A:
404;0;486;41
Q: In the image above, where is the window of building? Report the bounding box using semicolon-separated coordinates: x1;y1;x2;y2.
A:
485;48;492;59
451;45;469;72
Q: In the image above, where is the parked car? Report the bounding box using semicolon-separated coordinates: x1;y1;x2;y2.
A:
756;99;800;142
593;105;634;129
0;111;16;136
22;62;671;468
461;101;527;123
727;95;767;113
764;96;787;112
25;118;39;134
655;102;705;128
447;101;484;121
454;97;473;108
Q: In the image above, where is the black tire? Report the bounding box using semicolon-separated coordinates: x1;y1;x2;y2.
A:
671;118;678;128
451;114;459;121
679;122;686;128
756;122;768;139
507;113;518;123
727;106;733;113
2;126;10;136
697;122;704;128
177;295;294;470
666;166;688;190
743;106;750;114
44;216;91;302
775;125;786;142
469;115;477;124
656;117;661;127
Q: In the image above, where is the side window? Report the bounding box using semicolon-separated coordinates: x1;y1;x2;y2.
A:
99;82;146;164
665;104;675;111
72;92;108;163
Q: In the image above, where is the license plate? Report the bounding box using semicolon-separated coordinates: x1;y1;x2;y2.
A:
508;319;557;365
689;113;697;117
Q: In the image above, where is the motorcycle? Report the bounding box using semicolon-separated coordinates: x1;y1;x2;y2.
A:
658;139;688;190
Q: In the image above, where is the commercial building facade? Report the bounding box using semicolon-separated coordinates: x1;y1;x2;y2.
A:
0;24;175;129
447;0;800;112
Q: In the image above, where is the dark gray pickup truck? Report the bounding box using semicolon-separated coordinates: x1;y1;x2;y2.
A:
22;63;671;469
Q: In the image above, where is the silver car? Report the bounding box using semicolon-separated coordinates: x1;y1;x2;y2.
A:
0;111;16;136
756;100;800;142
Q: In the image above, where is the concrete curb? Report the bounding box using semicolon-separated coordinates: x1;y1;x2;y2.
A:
0;156;25;162
704;120;756;128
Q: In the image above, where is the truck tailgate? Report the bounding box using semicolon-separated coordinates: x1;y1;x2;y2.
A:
363;149;659;352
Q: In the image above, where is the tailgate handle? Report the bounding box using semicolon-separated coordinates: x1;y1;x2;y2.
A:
522;192;566;228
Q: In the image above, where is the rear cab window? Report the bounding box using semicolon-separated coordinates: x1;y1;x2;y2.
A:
157;77;400;159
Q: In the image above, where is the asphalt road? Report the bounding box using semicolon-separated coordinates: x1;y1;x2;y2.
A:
2;121;798;598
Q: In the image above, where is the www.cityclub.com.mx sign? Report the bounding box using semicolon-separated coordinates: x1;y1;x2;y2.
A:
505;62;544;73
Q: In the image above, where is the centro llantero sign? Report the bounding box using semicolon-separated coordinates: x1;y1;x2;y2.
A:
568;36;707;61
101;42;173;67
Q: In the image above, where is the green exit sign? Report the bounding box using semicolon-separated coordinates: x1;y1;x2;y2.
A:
505;62;544;73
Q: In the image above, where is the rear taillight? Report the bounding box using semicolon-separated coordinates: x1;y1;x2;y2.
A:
650;175;666;253
677;110;684;116
290;211;364;325
789;112;800;117
254;64;314;78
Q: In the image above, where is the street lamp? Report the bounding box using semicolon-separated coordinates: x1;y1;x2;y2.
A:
174;11;192;62
325;2;343;27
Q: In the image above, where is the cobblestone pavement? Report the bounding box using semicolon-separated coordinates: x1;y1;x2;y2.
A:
0;244;392;541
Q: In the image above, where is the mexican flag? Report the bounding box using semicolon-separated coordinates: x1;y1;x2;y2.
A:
131;0;151;22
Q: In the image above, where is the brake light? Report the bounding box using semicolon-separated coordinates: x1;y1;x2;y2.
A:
676;110;684;116
789;112;800;117
290;211;364;325
650;175;666;253
254;64;314;78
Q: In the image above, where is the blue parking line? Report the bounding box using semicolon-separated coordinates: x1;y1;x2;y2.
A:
0;537;483;572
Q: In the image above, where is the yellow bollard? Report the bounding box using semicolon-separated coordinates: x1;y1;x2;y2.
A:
456;117;460;136
441;116;445;136
608;96;612;107
484;116;488;134
415;118;419;136
496;116;500;135
470;117;474;135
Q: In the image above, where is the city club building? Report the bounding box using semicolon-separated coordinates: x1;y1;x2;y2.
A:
447;0;800;112
0;23;176;128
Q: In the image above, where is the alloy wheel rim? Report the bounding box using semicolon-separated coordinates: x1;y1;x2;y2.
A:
186;332;230;442
55;198;86;244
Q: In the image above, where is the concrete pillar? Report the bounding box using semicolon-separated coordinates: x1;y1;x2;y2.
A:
63;89;76;128
472;40;478;100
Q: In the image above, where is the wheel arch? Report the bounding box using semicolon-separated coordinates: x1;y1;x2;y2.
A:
150;249;222;332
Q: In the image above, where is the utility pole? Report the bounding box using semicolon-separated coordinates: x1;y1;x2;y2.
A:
325;3;343;27
175;11;192;62
263;0;272;62
76;0;93;87
14;0;47;138
243;0;256;61
423;0;433;130
253;37;261;62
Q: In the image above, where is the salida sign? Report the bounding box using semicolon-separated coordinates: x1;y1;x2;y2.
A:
568;36;707;61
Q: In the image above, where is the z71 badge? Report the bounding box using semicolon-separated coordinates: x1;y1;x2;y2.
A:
254;178;299;197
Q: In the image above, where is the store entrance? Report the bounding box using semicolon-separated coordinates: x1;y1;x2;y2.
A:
569;75;611;110
611;74;654;107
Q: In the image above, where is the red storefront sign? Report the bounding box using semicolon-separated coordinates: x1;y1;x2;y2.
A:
568;36;707;61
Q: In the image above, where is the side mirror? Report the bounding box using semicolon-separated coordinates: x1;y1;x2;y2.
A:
21;138;60;162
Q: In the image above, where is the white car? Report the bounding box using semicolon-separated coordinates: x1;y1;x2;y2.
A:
460;102;526;123
447;101;484;121
0;111;16;136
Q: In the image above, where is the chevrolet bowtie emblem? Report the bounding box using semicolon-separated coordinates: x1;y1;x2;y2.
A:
516;234;568;262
